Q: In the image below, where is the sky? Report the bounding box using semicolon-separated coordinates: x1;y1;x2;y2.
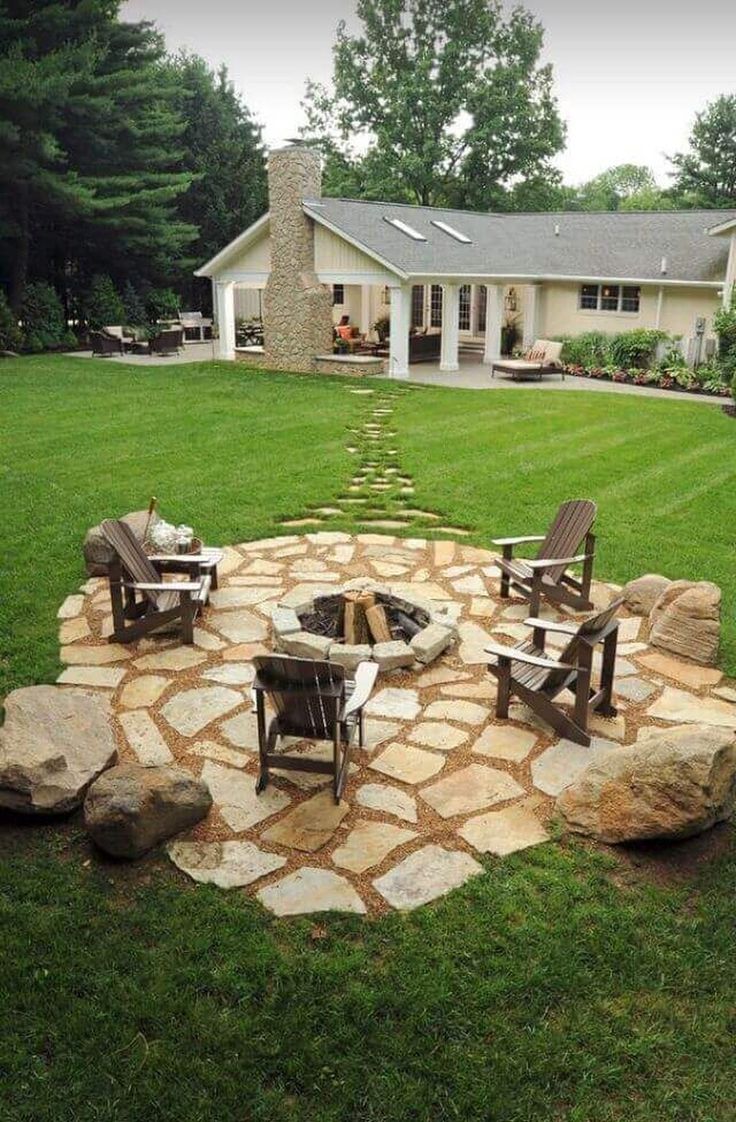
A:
122;0;736;185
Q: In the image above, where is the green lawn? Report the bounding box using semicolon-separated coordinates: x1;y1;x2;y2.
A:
2;354;736;1122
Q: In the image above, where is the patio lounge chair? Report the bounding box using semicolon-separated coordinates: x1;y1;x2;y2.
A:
149;327;184;356
485;597;623;746
100;518;215;644
493;499;597;618
492;339;564;381
252;654;379;803
90;330;124;357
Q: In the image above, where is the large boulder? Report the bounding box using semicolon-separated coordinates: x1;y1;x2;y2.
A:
84;763;212;858
0;686;117;814
649;580;721;666
83;508;160;576
557;726;736;843
622;574;671;616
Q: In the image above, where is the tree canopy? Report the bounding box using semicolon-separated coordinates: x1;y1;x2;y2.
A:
563;164;674;212
670;95;736;209
302;0;565;211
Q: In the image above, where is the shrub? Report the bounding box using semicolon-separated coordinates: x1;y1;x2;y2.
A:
20;282;67;350
121;281;147;327
559;331;611;368
84;274;125;331
0;290;22;351
609;328;666;370
714;293;736;380
145;287;180;324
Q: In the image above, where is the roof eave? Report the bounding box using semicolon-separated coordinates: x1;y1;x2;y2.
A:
707;217;736;237
302;203;408;280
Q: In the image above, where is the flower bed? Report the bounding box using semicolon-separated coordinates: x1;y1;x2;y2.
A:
564;364;731;398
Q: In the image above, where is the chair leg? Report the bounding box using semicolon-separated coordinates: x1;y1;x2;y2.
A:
597;629;618;717
529;574;542;618
495;659;511;719
256;708;276;794
180;592;194;644
573;650;593;736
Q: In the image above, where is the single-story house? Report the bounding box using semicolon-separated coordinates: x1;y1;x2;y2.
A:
195;144;736;378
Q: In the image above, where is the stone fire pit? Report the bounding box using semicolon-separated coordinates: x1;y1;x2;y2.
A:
272;579;457;671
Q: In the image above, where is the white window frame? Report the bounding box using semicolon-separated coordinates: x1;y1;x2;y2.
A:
411;285;425;329
332;283;345;306
430;284;443;328
458;284;471;331
578;283;641;315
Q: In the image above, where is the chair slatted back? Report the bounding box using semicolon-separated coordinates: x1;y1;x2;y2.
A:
536;499;597;583
101;519;161;606
540;598;623;693
253;655;346;740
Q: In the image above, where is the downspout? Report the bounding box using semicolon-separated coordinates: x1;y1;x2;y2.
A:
655;286;664;329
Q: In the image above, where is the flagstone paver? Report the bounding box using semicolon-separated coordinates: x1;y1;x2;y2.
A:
459;805;550;856
355;782;418;823
54;530;734;916
168;840;287;889
160;686;242;737
373;845;483;911
258;868;367;916
420;763;525;818
332;819;418;873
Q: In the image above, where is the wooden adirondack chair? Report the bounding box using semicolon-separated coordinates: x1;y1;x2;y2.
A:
485;598;623;746
101;519;214;644
252;655;379;803
493;499;597;617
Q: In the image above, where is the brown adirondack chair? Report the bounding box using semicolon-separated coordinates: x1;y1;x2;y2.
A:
252;654;379;803
493;499;597;617
485;597;623;746
101;519;213;644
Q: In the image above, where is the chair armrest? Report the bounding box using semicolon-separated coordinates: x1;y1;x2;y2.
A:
342;661;379;718
523;618;578;635
524;553;591;570
491;535;545;547
123;580;201;592
147;552;220;565
485;642;573;671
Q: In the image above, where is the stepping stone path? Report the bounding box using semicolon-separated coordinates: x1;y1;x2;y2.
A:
51;532;736;916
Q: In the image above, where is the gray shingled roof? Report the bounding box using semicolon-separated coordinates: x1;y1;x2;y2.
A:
303;198;735;284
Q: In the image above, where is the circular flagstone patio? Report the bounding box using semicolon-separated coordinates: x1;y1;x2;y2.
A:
56;532;733;916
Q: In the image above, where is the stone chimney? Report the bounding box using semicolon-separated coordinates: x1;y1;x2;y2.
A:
263;145;334;372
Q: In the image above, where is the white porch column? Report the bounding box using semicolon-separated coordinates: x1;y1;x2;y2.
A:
522;284;541;349
388;283;411;379
440;283;460;372
724;233;736;307
482;284;504;364
360;284;372;337
214;280;236;360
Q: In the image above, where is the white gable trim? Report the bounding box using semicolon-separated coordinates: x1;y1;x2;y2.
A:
303;204;408;280
194;212;270;277
708;217;736;237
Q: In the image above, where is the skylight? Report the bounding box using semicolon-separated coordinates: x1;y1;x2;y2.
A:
430;219;472;244
384;216;426;241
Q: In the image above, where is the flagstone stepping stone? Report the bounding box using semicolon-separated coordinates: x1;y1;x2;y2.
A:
229;576;286;589
636;651;722;689
220;711;260;752
615;677;657;703
168;839;286;889
243;559;284;576
647;688;736;729
373;844;482;911
439;681;495;700
457;621;496;664
210;586;280;609
442;565;475;578
433;542;456;566
189;740;251;769
307;532;358;546
408;722;468;751
258;868;367;916
222;642;269;661
218;547;247;574
332;820;418;873
273;544;309;558
202;663;255;687
327;545;355;563
281;518;323;527
423;700;490;726
60;644;131;665
193;628;226;651
270;743;359;790
451;574;487;596
472;725;537;763
0;685;117;814
200;760;290;831
161;686;242;737
531;738;619;796
358;533;396;545
462;546;498;564
119;674;169;709
370;742;445;784
372;561;410;578
389;581;450;601
713;686;736;704
361;520;412;530
355;782;418;823
239;535;300;552
57;665;127;689
415;666;471;688
420;763;525;818
458;805;550;856
490;622;530;643
119;709;173;766
617;617;642;642
59;617;91;644
58;594;85;619
365;688;421;720
134;647;208;672
619;642;648;656
209;610;268;644
261;789;349;852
